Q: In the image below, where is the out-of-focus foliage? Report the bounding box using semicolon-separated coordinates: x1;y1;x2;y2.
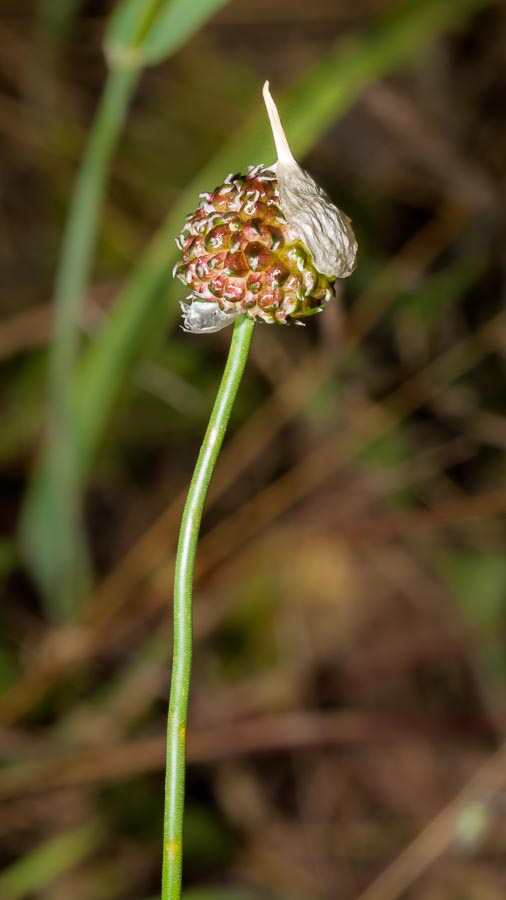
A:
0;0;505;897
23;0;485;623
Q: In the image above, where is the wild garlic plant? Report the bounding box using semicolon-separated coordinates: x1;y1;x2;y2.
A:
162;82;357;899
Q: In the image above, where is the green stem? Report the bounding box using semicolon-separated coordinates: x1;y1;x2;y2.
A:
162;315;255;899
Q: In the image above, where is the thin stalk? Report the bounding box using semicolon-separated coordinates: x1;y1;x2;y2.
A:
162;315;255;899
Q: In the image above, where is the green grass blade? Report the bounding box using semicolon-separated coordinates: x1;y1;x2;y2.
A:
106;0;231;66
41;65;138;620
21;0;488;613
24;0;234;618
142;0;232;64
105;0;166;65
0;822;102;900
33;65;139;621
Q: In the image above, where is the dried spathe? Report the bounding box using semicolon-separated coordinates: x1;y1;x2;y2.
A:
262;82;357;280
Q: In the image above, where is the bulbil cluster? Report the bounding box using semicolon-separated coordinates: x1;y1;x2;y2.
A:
175;165;335;328
174;83;358;333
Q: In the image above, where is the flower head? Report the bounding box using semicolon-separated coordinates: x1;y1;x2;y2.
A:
175;82;357;333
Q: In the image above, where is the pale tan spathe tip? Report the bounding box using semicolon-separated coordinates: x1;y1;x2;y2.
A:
261;82;358;279
262;80;295;166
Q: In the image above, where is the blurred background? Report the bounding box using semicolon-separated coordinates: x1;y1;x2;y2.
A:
0;0;505;898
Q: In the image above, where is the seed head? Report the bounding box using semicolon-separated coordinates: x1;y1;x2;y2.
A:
175;82;357;333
